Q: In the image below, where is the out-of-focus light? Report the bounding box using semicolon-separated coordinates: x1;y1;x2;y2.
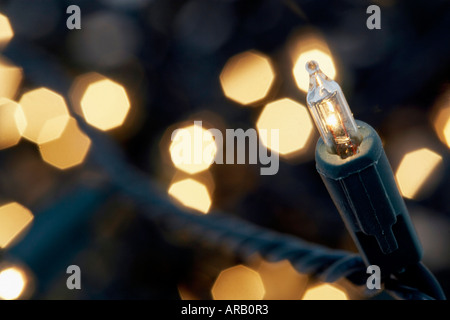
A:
168;178;212;214
256;259;308;300
39;117;91;170
19;88;70;144
256;98;314;157
395;148;443;199
302;283;348;300
0;267;27;300
172;170;215;195
432;90;450;148
79;75;130;131
211;265;265;300
220;50;275;106
0;14;13;48
0;57;23;99
169;124;217;174
0;202;33;249
0;98;27;150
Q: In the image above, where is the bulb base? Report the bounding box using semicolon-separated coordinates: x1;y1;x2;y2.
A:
315;120;422;275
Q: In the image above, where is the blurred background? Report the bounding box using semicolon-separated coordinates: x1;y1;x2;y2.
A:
0;0;449;300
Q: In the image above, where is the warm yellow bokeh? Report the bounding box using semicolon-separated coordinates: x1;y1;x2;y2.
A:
432;92;450;148
0;202;34;249
0;98;27;150
220;50;275;105
256;259;308;300
171;170;215;195
39;117;91;170
168;178;212;214
169;124;217;175
19;88;70;144
293;49;336;92
302;283;348;300
395;148;443;199
212;265;265;300
0;57;23;99
257;98;314;156
80;76;130;131
0;14;13;48
0;267;27;300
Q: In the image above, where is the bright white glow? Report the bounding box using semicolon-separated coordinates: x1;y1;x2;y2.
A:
0;267;27;300
326;114;339;128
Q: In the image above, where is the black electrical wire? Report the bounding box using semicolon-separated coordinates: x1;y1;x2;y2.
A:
393;262;446;300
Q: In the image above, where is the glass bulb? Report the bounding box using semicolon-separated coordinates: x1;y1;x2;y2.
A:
306;60;362;159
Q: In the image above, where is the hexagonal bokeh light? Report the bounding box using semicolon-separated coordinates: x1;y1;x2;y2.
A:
19;88;70;144
0;202;34;249
39;117;92;170
302;283;348;300
80;75;131;131
220;50;275;106
256;259;308;300
168;178;212;214
211;265;265;300
257;98;314;157
0;14;14;48
395;148;443;200
169;124;217;175
0;98;27;150
0;57;23;100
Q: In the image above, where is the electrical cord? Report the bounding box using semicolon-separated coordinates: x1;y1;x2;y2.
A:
392;262;446;300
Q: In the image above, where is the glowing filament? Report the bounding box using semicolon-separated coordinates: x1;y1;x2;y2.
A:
306;61;361;159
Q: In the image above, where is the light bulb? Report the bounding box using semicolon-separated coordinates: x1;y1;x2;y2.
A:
306;61;362;159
